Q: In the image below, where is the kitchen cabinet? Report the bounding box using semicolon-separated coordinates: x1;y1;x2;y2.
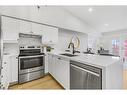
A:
31;23;43;35
48;54;70;89
19;19;58;44
10;55;18;83
20;20;43;35
2;16;20;43
42;25;58;44
19;20;32;34
54;56;70;89
1;56;10;89
48;54;56;77
44;53;49;74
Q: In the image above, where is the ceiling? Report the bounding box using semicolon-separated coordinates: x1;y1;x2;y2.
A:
64;6;127;33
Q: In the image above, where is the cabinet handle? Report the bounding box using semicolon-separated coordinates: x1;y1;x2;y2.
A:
1;84;3;87
49;40;52;43
58;58;61;60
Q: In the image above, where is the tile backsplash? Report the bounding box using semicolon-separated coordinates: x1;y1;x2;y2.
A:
55;28;88;52
19;34;42;46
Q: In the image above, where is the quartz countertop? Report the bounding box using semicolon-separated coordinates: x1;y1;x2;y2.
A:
48;50;121;69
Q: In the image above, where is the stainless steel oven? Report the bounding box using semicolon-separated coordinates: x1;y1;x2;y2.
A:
18;46;45;84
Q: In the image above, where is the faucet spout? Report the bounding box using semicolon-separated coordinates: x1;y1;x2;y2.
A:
68;42;75;54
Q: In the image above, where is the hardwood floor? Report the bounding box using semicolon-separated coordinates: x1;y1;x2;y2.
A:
123;70;127;89
9;74;64;90
9;70;127;90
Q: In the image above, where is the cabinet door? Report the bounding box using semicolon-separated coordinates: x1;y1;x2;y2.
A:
2;16;19;43
44;54;49;74
31;23;43;35
42;25;58;44
53;56;61;81
51;55;57;78
48;55;53;75
19;20;32;34
53;56;70;89
0;6;21;18
57;57;70;89
10;56;18;83
1;58;10;89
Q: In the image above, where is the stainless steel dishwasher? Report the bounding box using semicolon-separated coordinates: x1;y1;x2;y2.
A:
70;61;102;89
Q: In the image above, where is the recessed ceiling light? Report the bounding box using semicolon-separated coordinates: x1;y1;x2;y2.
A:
88;8;93;12
105;24;109;27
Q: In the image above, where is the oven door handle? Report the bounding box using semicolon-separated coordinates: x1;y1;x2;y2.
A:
19;55;45;59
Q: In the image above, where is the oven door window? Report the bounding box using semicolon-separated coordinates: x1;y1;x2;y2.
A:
20;56;43;70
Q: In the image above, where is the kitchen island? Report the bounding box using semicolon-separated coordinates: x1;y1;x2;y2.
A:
48;51;123;89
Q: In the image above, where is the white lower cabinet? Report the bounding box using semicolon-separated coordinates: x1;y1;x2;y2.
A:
1;56;10;89
59;58;70;89
48;54;70;89
44;54;49;74
48;54;56;77
1;55;18;89
10;55;18;83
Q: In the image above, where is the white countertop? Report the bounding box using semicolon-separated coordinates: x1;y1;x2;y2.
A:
48;50;121;69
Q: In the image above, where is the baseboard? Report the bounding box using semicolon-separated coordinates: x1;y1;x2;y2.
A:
9;81;18;86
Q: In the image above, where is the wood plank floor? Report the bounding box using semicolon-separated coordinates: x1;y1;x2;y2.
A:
123;70;127;89
9;70;127;90
9;74;64;90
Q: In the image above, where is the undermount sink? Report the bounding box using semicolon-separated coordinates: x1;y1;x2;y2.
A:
60;53;78;57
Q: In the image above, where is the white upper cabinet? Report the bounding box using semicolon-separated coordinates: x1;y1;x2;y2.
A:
19;19;58;45
19;20;32;34
2;16;20;43
20;20;43;35
42;25;58;44
31;23;43;35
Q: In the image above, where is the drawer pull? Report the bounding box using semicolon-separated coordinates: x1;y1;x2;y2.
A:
58;58;61;60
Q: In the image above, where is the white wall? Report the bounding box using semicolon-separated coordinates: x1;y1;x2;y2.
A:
0;6;96;34
55;28;88;52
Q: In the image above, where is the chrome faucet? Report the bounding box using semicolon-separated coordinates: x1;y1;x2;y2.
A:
68;42;75;54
